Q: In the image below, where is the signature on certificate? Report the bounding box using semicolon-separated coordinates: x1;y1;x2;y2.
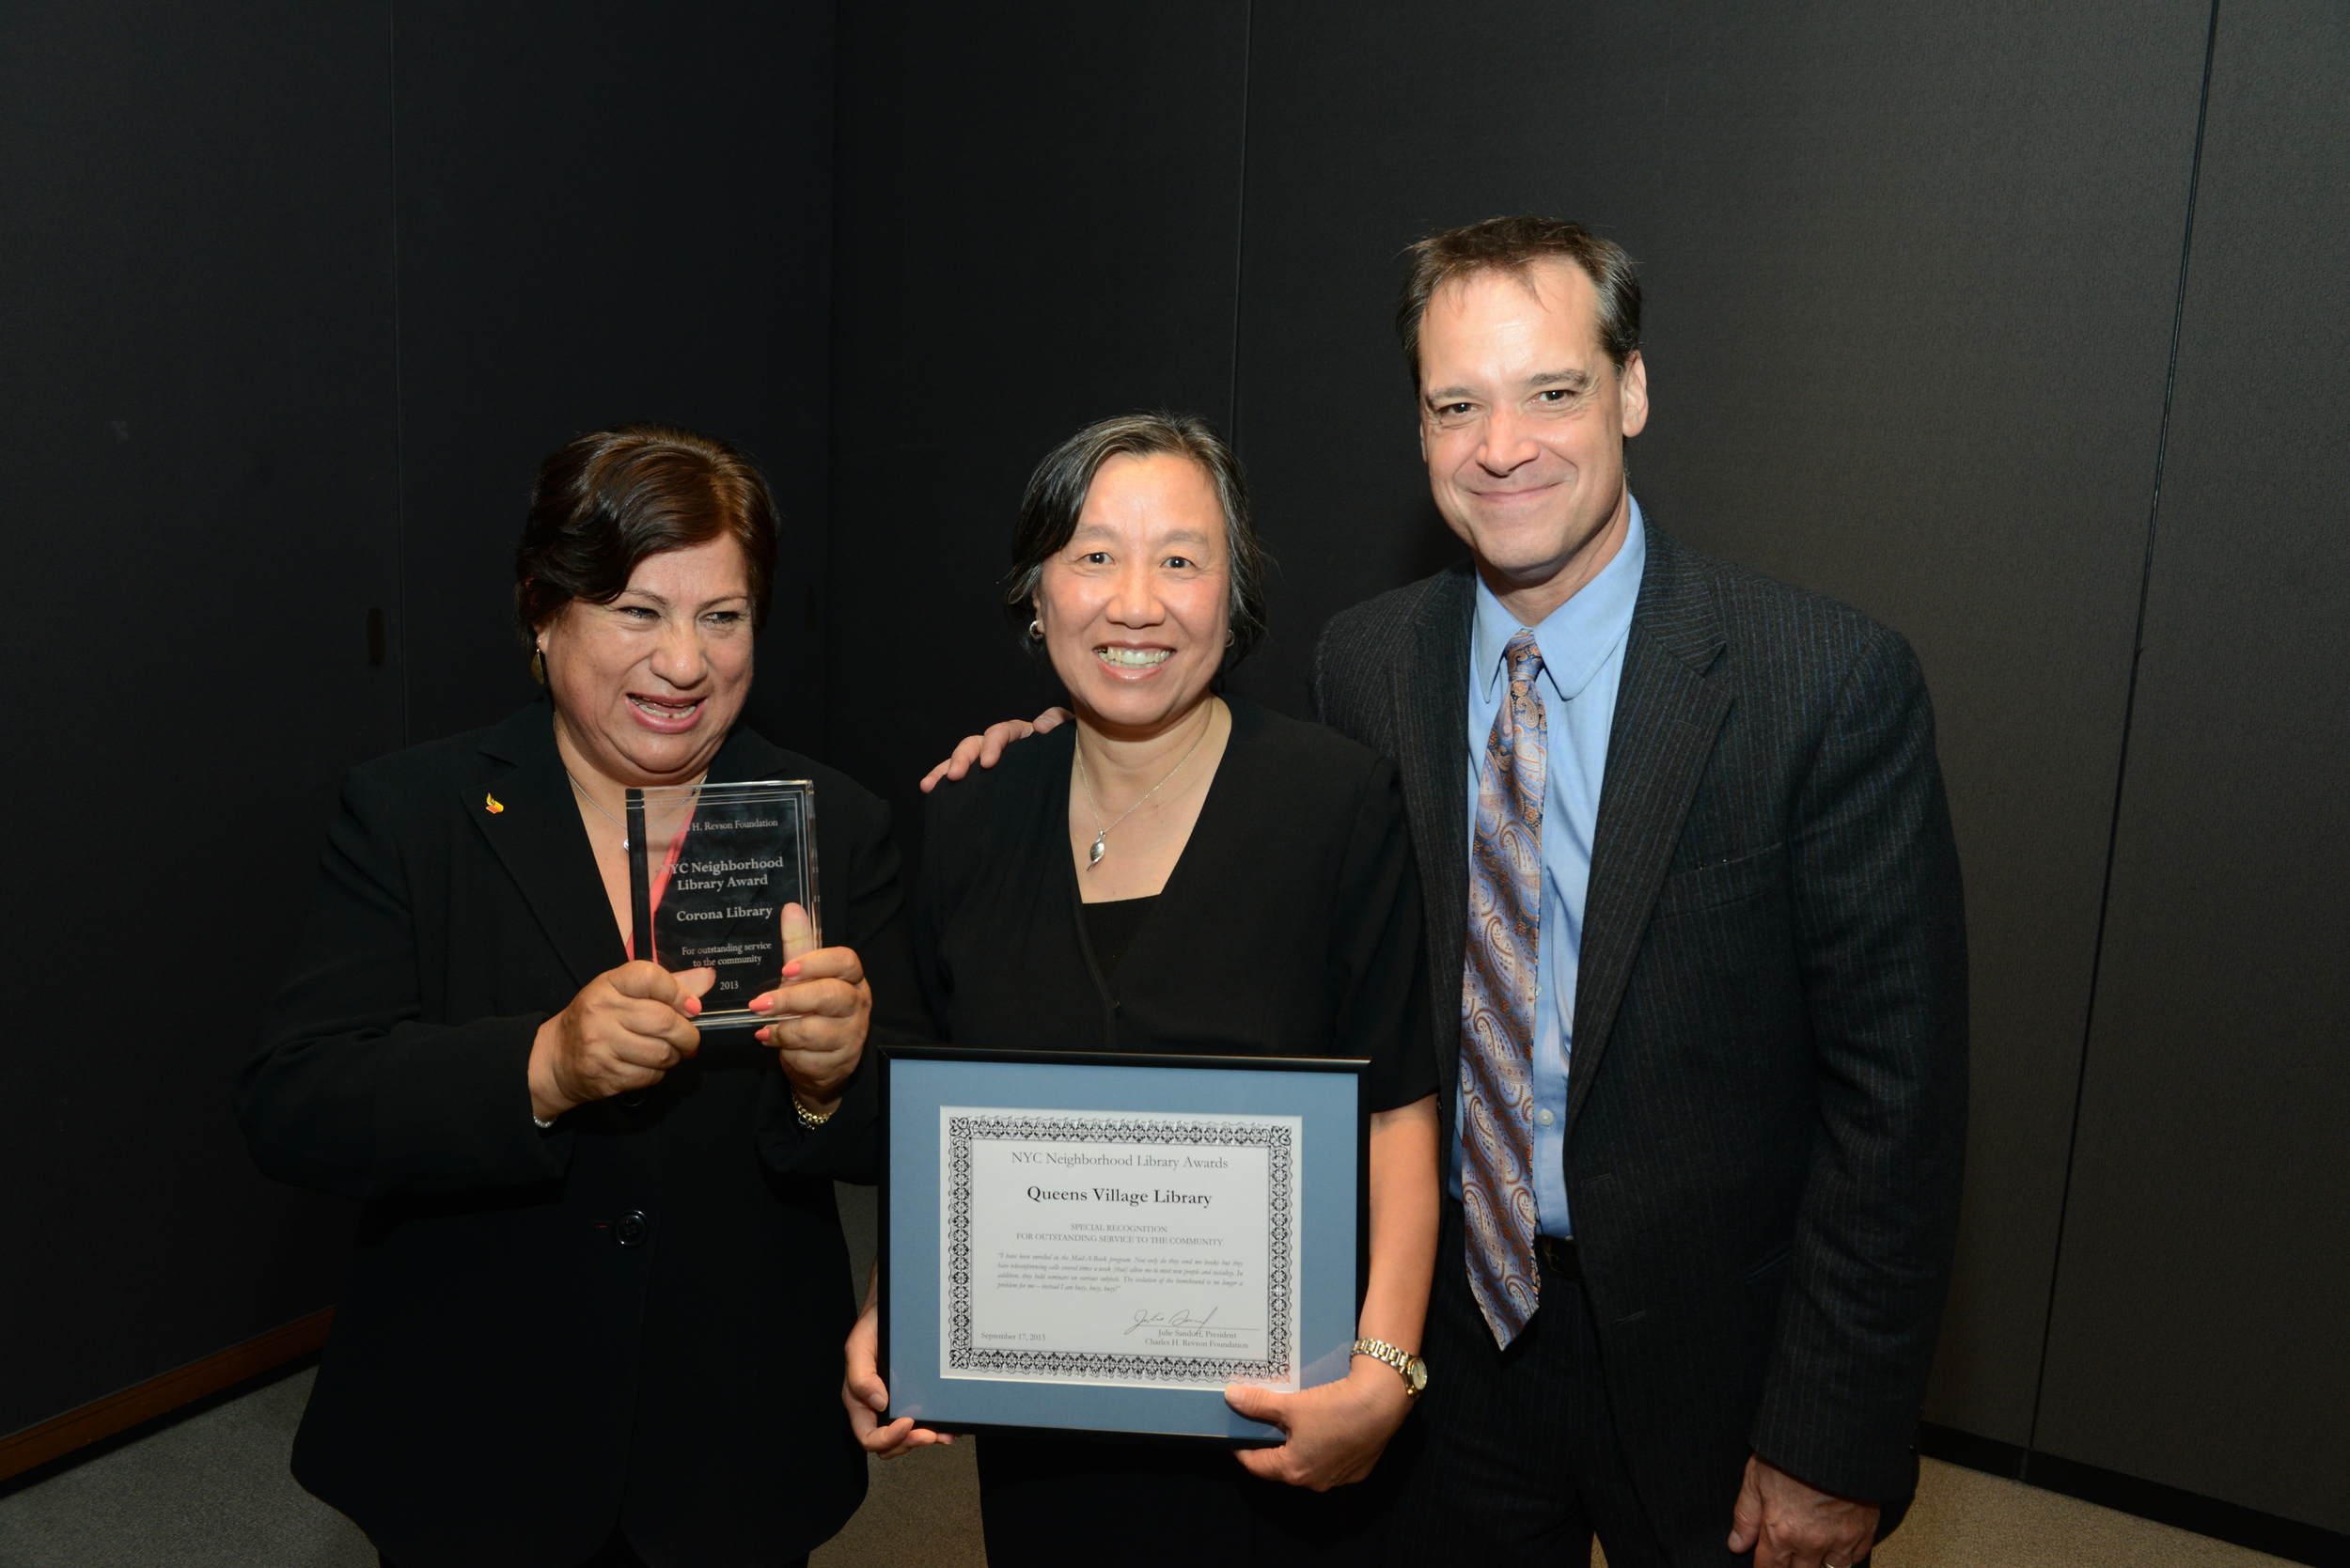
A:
1123;1306;1220;1335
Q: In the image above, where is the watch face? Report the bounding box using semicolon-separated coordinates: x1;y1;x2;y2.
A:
1407;1359;1428;1395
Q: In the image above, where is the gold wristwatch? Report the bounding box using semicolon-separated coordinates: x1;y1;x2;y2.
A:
1352;1338;1428;1399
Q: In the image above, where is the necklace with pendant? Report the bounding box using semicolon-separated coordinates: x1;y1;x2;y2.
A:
567;771;631;848
567;768;710;849
1073;707;1214;869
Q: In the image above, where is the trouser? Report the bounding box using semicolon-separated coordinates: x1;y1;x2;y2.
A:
978;1428;1392;1567
1386;1205;1680;1567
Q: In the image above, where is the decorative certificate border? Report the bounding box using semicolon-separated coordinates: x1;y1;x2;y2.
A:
946;1112;1295;1384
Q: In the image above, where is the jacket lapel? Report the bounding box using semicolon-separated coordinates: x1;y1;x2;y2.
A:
1567;528;1732;1131
1392;565;1476;1097
467;704;629;988
464;713;807;992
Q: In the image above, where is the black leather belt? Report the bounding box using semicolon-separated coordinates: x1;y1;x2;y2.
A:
1537;1235;1582;1281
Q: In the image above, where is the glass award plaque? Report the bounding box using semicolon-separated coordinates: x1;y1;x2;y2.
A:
624;778;821;1028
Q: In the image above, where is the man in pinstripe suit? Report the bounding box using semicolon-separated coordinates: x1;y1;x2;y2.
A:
1309;218;1967;1568
927;217;1966;1568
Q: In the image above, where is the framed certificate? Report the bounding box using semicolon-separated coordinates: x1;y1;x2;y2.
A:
877;1045;1369;1446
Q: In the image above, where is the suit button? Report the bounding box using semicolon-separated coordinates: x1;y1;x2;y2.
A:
619;1090;649;1108
614;1211;650;1247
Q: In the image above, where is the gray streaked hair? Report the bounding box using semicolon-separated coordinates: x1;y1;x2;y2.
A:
1002;411;1269;666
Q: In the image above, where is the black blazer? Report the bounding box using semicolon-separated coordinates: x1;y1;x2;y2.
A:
234;701;929;1568
1309;527;1967;1524
910;697;1437;1114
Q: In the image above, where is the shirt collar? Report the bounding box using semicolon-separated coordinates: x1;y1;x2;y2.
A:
1473;494;1648;706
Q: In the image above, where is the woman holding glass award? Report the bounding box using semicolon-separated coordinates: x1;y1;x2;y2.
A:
235;425;927;1568
839;414;1443;1565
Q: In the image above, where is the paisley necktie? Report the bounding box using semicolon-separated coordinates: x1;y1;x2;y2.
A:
1459;628;1546;1348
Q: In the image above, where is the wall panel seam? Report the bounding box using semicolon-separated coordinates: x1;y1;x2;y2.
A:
388;0;411;749
2027;0;2223;1454
1226;0;1255;450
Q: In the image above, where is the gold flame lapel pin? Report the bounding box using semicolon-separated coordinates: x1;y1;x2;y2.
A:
485;793;507;814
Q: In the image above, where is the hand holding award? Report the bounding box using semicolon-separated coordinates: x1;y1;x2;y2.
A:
749;902;872;1117
623;778;869;1118
526;961;715;1121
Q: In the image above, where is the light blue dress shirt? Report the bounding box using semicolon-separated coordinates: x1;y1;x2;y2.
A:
1450;498;1646;1240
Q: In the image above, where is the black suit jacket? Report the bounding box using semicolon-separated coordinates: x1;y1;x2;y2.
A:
1309;526;1966;1526
234;700;928;1568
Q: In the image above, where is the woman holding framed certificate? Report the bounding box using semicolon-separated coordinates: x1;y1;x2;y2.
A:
235;426;929;1568
841;414;1442;1565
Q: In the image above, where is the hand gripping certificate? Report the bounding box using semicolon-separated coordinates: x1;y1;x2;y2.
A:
940;1107;1304;1392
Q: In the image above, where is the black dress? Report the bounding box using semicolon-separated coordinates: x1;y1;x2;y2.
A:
909;697;1440;1567
234;700;931;1568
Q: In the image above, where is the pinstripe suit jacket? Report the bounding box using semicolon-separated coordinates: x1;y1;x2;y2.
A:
1310;525;1966;1523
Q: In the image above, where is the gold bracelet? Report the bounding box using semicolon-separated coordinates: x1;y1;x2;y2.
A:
792;1093;835;1130
1352;1337;1428;1399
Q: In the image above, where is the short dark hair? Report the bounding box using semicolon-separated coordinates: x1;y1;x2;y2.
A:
1396;216;1641;384
1002;412;1269;666
514;424;778;648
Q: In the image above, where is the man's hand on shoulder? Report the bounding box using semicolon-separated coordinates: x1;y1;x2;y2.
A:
918;708;1070;792
1729;1453;1879;1568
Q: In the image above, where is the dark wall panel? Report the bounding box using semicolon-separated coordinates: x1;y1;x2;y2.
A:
392;0;837;754
822;0;1248;852
0;4;400;1432
0;0;838;1441
1228;1;2212;1443
2034;0;2350;1530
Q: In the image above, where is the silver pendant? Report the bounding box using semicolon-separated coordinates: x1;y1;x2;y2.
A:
1088;833;1105;868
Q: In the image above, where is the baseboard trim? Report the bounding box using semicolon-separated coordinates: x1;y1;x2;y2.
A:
0;1307;334;1483
1919;1421;2348;1568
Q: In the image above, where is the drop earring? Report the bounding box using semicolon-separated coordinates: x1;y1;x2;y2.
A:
530;645;547;684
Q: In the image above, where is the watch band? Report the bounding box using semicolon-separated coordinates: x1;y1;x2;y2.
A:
1352;1337;1427;1398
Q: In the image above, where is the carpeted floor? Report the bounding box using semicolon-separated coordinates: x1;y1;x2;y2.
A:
0;1184;2294;1568
0;1372;2293;1568
0;1367;371;1568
